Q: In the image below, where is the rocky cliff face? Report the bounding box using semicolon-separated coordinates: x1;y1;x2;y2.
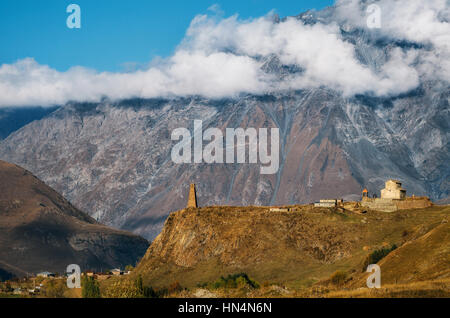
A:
134;206;362;287
0;160;149;277
0;9;448;240
0;107;58;140
133;205;450;288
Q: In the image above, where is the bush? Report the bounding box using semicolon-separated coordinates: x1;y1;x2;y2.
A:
362;244;398;271
330;271;347;286
44;279;67;298
168;281;183;294
82;276;101;298
103;280;141;298
135;275;158;298
211;273;259;290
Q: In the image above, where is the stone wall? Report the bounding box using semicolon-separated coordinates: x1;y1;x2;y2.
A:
395;197;432;209
361;198;397;212
361;197;432;212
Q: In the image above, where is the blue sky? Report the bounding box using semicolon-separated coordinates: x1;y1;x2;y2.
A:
0;0;334;72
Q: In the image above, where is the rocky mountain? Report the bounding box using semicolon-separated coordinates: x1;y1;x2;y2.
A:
0;160;149;277
0;106;58;140
0;85;448;240
0;8;448;241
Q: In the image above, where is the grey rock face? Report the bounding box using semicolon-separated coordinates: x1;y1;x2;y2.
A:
0;86;448;240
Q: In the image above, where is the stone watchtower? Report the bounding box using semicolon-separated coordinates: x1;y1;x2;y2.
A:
187;183;198;208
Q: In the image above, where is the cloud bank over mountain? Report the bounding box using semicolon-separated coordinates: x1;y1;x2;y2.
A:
0;0;449;107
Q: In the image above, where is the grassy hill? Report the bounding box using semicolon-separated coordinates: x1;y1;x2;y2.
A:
128;205;449;296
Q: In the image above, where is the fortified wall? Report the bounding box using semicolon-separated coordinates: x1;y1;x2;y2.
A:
361;180;432;212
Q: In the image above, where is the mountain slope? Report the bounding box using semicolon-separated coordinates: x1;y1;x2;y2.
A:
0;160;149;277
132;205;450;288
349;221;450;287
0;106;58;140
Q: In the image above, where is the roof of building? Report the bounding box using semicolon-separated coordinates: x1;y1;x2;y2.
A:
37;271;54;276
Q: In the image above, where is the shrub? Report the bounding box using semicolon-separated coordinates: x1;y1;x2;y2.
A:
362;244;398;271
211;273;259;290
44;279;67;298
103;280;141;298
135;275;157;298
330;271;347;286
168;281;183;294
154;287;168;298
125;265;134;272
82;276;101;298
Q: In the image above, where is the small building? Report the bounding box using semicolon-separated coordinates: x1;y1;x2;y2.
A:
269;207;291;212
37;271;55;278
96;273;112;281
381;180;406;199
111;269;123;276
314;199;338;208
13;288;23;295
28;288;38;295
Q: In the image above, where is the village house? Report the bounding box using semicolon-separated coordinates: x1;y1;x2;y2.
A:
269;207;292;212
314;199;343;208
13;288;23;295
111;269;123;276
37;271;55;278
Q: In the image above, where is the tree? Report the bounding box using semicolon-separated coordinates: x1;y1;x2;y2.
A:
330;271;347;286
43;279;67;298
125;265;134;272
362;244;398;271
135;275;156;298
82;276;101;298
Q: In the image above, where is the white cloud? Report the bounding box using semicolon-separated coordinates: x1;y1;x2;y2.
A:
0;0;448;107
334;0;450;83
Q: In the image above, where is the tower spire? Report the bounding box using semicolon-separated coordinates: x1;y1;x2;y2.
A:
187;183;198;208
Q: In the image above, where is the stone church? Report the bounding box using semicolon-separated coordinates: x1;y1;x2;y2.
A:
380;180;407;199
361;179;431;212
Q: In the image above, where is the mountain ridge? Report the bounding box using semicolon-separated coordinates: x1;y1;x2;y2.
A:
0;160;149;277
